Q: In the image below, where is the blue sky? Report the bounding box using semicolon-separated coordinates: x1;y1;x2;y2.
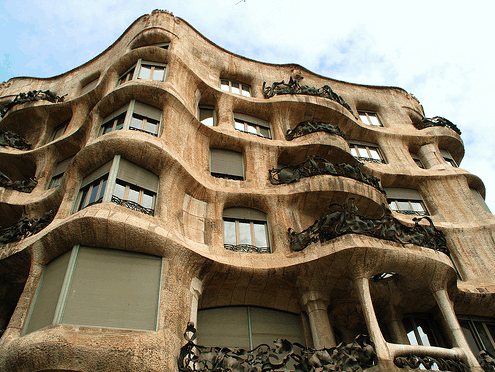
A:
1;0;495;211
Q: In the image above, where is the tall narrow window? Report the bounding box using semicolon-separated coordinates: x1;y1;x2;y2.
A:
117;59;167;85
77;161;112;211
458;316;495;358
349;142;386;164
233;113;271;139
199;105;215;126
220;79;251;97
49;120;69;142
385;188;429;216
223;207;270;253
410;152;425;168
48;156;73;189
471;189;491;213
24;246;162;334
99;101;162;137
440;149;458;167
358;111;382;127
210;149;244;181
403;316;444;347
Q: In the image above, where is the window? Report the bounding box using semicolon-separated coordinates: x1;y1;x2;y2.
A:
410;152;425;168
75;157;158;216
48;157;73;189
132;42;169;50
24;246;162;334
197;306;304;349
459;316;495;358
404;316;444;347
199;105;215;126
210;149;244;181
471;189;491;213
49;120;69;142
349;142;386;164
220;78;251;97
358;111;382;127
80;77;99;95
385;187;429;216
117;59;167;85
223;207;270;253
234;113;271;139
99;101;162;137
440;149;458;167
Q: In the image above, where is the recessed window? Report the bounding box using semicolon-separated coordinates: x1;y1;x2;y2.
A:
199;105;215;126
197;306;304;349
49;120;69;142
80;77;99;95
440;149;458;167
210;149;244;181
385;188;429;216
117;59;167;85
459;316;495;358
410;152;425;168
24;246;162;334
99;101;162;137
404;316;444;347
358;111;382;127
220;79;251;97
48;157;73;189
223;207;270;253
471;189;491;213
76;157;158;216
349;142;386;164
234;113;271;139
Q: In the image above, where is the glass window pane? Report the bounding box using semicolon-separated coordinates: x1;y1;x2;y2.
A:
357;147;368;158
78;188;89;210
128;186;139;203
369;149;381;160
221;80;230;91
115;116;125;130
259;127;270;138
389;201;398;211
247;125;257;134
102;123;113;134
410;202;425;213
359;114;369;124
87;182;101;205
152;67;165;81
369;115;381;126
238;221;251;245
242;84;251;97
141;191;154;209
235;121;245;131
130;116;143;130
460;320;481;354
231;82;240;95
138;65;152;79
113;182;126;199
350;147;359;157
223;220;236;245
397;201;411;211
416;325;431;346
253;222;268;247
201;117;214;126
145;120;158;134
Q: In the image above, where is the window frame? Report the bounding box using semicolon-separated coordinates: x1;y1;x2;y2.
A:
440;149;458;167
233;113;271;139
99;100;162;137
220;78;252;97
198;105;216;127
222;208;270;253
388;199;429;216
358;111;383;127
77;175;108;211
458;316;495;357
403;316;445;347
117;59;167;86
48;120;69;142
349;142;386;164
209;148;245;181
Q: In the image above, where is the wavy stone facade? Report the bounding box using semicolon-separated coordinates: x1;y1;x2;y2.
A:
0;10;493;372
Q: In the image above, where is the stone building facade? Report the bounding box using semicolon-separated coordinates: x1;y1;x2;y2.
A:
0;9;494;372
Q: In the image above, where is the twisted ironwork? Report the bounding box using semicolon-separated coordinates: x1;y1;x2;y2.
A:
286;120;346;141
224;244;270;254
480;350;495;371
289;198;448;254
0;170;37;192
394;355;468;372
178;323;376;372
111;195;154;216
0;130;31;150
269;155;384;193
262;76;356;118
414;116;461;135
0;90;66;118
0;210;54;245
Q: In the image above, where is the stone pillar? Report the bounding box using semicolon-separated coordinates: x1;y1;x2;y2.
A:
418;143;443;169
189;277;203;327
299;291;336;348
354;277;391;362
433;288;483;371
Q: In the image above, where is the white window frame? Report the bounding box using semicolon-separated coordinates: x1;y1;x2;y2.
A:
349;142;386;164
388;199;429;216
223;208;270;253
233;113;271;139
117;59;167;85
220;78;251;97
358;111;383;127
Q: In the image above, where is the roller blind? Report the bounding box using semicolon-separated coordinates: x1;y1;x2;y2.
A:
223;207;266;221
80;78;98;95
117;158;159;193
61;247;161;331
233;113;270;129
385;187;422;200
133;101;162;121
250;307;305;347
81;161;112;188
210;149;244;179
52;157;74;177
102;103;129;123
25;250;72;334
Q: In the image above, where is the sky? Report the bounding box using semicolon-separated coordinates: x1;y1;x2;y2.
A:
1;0;494;211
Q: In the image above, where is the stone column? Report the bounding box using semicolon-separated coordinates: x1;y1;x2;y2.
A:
354;277;391;362
433;288;483;371
299;291;336;348
189;277;203;327
418;143;444;169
